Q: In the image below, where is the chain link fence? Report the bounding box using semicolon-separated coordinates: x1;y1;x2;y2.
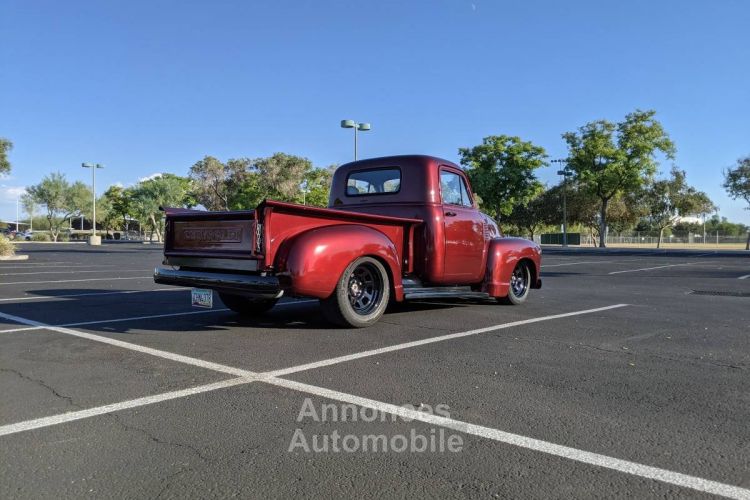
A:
532;230;749;249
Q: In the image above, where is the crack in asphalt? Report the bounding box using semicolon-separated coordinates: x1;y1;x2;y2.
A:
104;412;209;499
379;320;452;332
105;412;210;462
0;368;80;409
0;368;211;498
154;466;193;500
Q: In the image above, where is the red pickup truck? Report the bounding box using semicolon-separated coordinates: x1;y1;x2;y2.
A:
154;155;541;327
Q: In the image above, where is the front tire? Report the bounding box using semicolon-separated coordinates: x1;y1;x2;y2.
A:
498;262;531;305
219;293;277;316
321;256;390;328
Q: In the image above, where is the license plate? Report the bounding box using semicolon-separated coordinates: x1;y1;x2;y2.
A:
191;288;213;308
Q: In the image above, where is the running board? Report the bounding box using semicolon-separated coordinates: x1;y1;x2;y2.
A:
403;287;490;300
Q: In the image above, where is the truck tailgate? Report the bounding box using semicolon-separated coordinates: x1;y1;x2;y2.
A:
164;208;259;259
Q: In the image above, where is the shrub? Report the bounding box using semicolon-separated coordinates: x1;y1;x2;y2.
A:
0;235;14;257
31;232;51;242
58;232;70;242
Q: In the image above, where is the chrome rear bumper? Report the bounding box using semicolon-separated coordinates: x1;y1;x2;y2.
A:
153;267;282;299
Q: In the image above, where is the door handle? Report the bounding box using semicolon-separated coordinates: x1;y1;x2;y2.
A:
445;211;457;217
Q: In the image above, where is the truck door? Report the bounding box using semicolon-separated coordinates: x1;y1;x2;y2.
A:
439;167;486;283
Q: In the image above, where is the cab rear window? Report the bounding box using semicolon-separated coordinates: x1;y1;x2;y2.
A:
346;168;401;196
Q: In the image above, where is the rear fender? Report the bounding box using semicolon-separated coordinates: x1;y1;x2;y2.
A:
275;225;404;301
483;238;542;297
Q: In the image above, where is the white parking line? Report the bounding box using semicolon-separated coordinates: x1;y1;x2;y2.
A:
0;311;257;377
542;261;613;268
0;304;623;409
0;261;70;266
0;264;118;270
0;326;44;333
608;263;703;275
0;276;152;286
739;275;750;280
0;269;149;276
0;377;251;437
0;325;43;333
0;299;318;333
0;304;747;498
266;304;628;377
63;308;232;328
266;377;750;500
0;287;185;303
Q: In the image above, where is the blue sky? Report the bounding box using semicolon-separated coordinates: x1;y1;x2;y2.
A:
1;0;749;223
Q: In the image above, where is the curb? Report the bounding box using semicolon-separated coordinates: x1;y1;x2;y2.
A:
0;254;30;261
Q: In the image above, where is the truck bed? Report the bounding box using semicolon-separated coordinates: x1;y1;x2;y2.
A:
162;200;422;273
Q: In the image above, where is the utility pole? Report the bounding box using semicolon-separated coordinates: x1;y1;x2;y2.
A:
82;163;104;245
551;159;573;246
301;179;309;206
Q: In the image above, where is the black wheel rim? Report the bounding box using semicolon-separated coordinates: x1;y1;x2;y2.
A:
347;263;382;315
510;265;528;298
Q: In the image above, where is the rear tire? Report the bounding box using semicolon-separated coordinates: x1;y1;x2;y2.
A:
498;262;531;305
219;293;277;316
321;256;390;328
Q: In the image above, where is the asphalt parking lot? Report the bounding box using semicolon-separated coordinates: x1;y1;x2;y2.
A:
1;243;748;499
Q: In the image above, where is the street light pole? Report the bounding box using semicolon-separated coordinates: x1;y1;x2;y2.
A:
301;179;308;206
551;159;573;247
82;162;104;244
340;120;371;161
16;197;19;232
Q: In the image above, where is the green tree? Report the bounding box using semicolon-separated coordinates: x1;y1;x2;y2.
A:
230;153;316;209
253;153;311;200
563;183;641;244
231;172;265;209
504;187;559;239
26;172;91;241
130;173;192;241
102;185;131;233
190;152;330;210
723;156;750;249
20;192;38;231
94;194;119;236
642;167;715;248
0;138;12;176
458;135;546;221
563;109;676;247
299;165;335;207
189;156;249;210
703;215;749;237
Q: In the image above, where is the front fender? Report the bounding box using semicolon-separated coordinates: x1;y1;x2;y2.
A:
275;224;404;300
483;238;541;297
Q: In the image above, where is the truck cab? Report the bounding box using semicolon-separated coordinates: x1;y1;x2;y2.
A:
329;155;498;285
155;155;541;328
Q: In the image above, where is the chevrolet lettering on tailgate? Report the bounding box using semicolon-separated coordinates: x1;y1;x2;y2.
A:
182;227;242;243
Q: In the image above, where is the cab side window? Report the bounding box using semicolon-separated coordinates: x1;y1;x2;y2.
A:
440;170;473;207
